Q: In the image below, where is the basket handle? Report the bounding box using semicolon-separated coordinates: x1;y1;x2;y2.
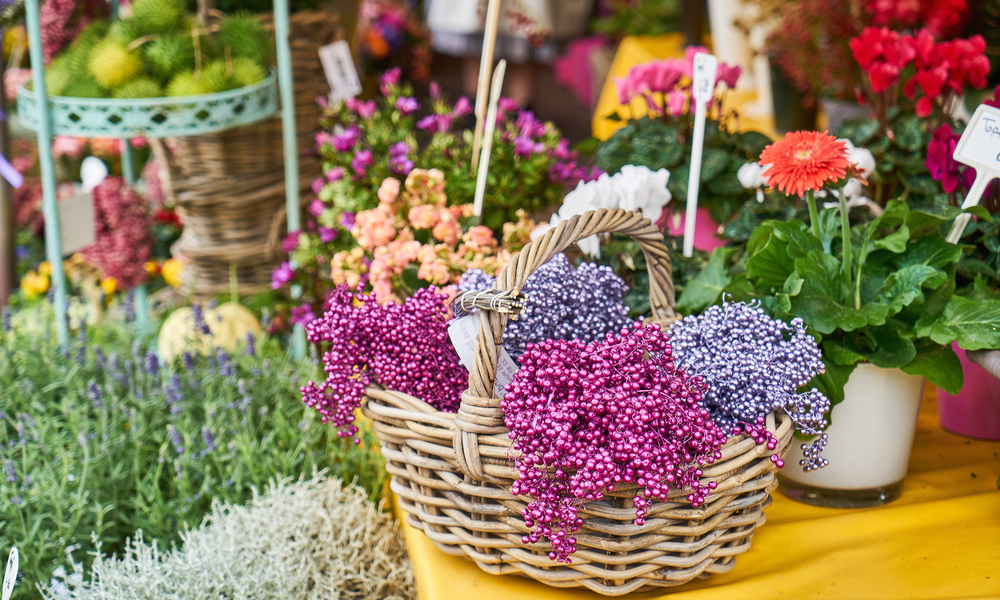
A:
453;208;676;481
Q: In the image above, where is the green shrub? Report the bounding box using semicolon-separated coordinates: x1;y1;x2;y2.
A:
0;315;386;599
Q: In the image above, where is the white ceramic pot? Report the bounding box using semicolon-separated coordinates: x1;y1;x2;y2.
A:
779;363;925;507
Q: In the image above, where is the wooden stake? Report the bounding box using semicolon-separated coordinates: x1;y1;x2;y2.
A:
471;0;503;174
473;60;507;222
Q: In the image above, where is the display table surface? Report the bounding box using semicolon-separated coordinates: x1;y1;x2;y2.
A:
591;35;777;142
395;388;1000;599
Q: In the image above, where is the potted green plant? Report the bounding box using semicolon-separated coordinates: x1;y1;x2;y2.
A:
734;130;1000;507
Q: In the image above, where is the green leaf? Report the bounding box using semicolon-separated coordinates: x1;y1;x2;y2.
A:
915;296;1000;351
700;148;730;182
706;172;747;195
905;207;955;238
676;247;736;314
901;173;943;196
834;117;880;146
878;264;945;316
604;112;624;122
734;131;772;156
572;136;600;156
964;275;1000;301
802;357;857;411
823;340;866;365
894;114;924;151
892;235;963;272
667;164;689;199
867;200;910;253
847;322;917;368
746;225;795;290
789;251;889;334
902;342;964;395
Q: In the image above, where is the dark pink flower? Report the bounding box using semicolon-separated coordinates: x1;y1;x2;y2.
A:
290;304;317;326
340;211;356;230
326;167;344;182
333;126;360;152
430;81;442;99
271;262;295;289
319;226;338;243
396;96;419;115
309;199;326;217
282;230;301;253
311;178;325;194
716;63;742;88
452;96;472;117
351;150;373;177
380;67;402;95
416;115;437;132
926;123;974;193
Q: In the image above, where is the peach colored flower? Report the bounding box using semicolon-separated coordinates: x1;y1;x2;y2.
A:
408;204;441;230
463;225;496;250
405;168;447;205
432;219;461;245
352;206;398;250
450;204;474;219
378;177;401;205
418;259;451;285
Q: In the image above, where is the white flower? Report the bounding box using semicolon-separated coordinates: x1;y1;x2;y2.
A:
559;180;603;220
839;139;876;177
616;165;671;217
81;156;108;193
737;162;767;189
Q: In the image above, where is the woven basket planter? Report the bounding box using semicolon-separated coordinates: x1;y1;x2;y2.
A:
361;208;794;596
161;6;341;296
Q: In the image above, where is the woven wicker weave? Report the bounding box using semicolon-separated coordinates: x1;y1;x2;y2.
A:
161;7;341;295
361;208;793;596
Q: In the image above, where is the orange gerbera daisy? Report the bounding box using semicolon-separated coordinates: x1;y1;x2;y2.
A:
758;131;849;197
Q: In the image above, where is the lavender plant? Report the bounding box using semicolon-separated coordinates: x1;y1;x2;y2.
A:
458;254;632;359
668;300;831;470
0;316;386;600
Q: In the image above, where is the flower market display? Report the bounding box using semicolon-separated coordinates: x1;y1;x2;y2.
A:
3;1;1000;598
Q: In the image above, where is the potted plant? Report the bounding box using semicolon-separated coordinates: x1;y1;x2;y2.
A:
595;49;768;249
735;130;1000;507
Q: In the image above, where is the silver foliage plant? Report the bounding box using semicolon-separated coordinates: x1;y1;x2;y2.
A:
43;474;415;600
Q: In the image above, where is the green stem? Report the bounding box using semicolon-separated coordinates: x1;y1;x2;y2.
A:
854;238;868;311
839;187;852;291
806;189;820;238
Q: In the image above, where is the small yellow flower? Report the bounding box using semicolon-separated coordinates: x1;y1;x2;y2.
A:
20;271;50;299
144;261;159;275
37;261;52;276
161;258;183;288
100;277;117;296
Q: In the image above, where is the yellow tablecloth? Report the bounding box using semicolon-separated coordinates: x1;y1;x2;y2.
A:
396;388;1000;599
591;35;777;142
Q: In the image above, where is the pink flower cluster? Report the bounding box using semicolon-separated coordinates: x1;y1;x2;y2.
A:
502;323;727;562
82;177;152;288
40;0;108;63
300;285;467;441
613;46;741;116
851;27;989;116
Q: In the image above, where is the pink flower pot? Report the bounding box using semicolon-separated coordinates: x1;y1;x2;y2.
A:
664;206;726;252
937;343;1000;441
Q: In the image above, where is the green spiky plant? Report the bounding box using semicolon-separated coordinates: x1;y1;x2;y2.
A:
113;77;163;99
166;70;212;97
131;0;185;37
230;56;266;87
216;12;273;67
144;33;197;82
88;38;142;88
61;77;106;99
43;55;72;96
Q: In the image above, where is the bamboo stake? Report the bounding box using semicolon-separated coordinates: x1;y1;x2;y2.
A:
471;0;503;174
473;60;507;222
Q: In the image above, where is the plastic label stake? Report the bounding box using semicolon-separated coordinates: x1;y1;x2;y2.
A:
2;548;18;600
684;52;718;258
319;41;362;103
947;104;1000;244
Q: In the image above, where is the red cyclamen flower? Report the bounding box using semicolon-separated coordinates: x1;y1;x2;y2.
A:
758;131;849;197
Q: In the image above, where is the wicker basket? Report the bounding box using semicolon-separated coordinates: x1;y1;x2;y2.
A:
361;208;793;596
161;6;342;295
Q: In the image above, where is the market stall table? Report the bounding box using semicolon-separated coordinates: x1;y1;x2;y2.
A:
394;387;1000;599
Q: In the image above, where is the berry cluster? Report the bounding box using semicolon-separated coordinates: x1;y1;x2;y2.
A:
502;323;727;562
668;301;830;471
459;254;632;359
82;177;153;288
301;285;468;440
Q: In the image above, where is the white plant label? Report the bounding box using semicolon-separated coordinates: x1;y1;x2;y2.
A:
59;188;96;255
947;103;1000;243
2;548;18;600
448;312;482;369
318;41;362;103
447;311;519;398
684;52;719;257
